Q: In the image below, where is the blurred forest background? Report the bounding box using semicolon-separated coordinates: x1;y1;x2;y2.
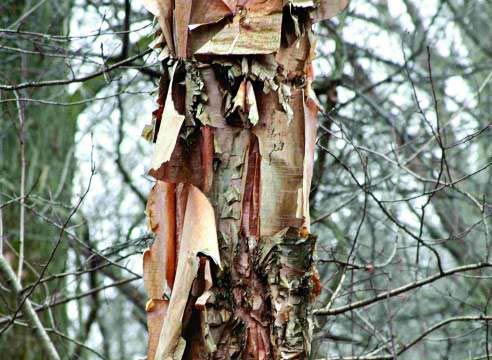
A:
1;0;491;359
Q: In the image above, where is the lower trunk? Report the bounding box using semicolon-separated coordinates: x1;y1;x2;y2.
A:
145;90;319;359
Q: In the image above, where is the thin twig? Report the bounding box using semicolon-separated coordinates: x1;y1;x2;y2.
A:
0;49;152;91
14;90;26;281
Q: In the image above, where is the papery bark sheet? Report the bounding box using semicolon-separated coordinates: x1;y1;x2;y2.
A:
140;1;349;359
144;181;176;359
154;184;220;360
151;64;185;170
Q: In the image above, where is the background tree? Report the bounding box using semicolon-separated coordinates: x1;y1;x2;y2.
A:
1;0;76;357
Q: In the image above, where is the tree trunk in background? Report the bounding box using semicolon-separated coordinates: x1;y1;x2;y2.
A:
141;1;348;359
0;0;75;358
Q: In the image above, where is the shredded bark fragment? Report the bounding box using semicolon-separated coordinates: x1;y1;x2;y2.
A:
147;299;169;360
143;181;176;360
151;63;186;170
258;227;317;359
155;185;221;360
241;135;261;238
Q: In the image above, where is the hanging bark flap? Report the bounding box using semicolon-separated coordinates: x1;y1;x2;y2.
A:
175;0;192;58
151;63;186;171
155;184;220;360
246;81;259;126
140;0;175;54
142;60;171;143
189;0;233;28
146;299;169;360
227;79;247;118
195;258;214;309
182;184;220;267
302;70;320;231
144;181;177;299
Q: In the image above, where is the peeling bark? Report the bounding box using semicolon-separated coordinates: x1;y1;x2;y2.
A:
140;1;348;359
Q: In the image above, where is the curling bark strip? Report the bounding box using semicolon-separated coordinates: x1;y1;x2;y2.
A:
140;1;348;359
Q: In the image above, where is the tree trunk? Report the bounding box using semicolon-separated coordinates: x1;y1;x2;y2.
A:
141;1;348;359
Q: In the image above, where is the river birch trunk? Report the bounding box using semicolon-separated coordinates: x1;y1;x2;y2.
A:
140;1;348;359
